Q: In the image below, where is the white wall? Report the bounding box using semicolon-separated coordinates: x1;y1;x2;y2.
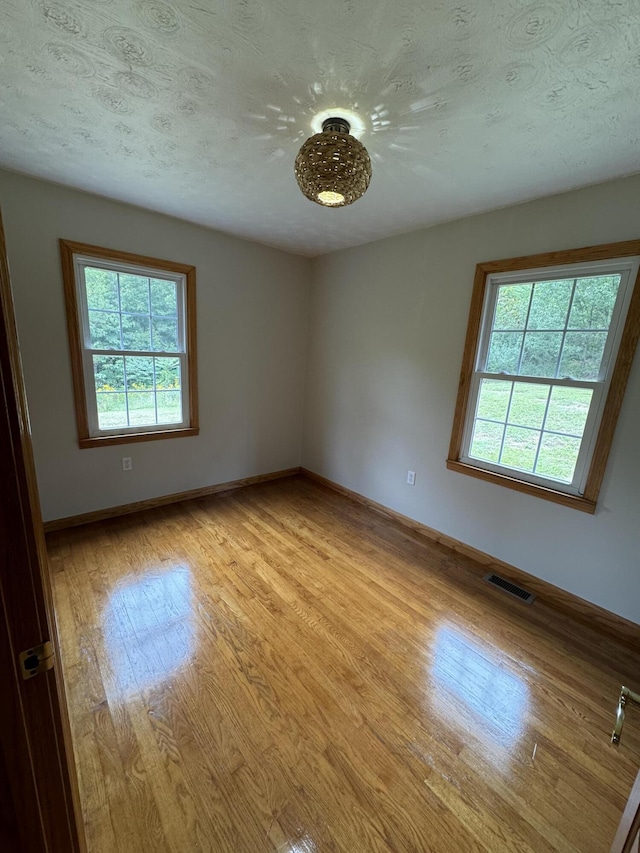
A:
303;175;640;624
0;170;310;521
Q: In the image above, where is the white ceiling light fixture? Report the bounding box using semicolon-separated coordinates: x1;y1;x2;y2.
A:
294;117;372;207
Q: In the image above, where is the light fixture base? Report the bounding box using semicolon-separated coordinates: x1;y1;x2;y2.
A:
310;109;366;139
321;117;350;135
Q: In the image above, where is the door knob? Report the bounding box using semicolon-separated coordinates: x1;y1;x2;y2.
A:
611;686;640;746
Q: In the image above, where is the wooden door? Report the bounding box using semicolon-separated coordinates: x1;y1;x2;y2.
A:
611;769;640;853
0;210;85;851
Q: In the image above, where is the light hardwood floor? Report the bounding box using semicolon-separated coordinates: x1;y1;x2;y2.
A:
47;476;640;852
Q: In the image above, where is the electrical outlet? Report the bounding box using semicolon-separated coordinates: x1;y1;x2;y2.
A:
407;470;416;486
122;457;132;471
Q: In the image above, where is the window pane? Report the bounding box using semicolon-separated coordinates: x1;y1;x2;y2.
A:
85;267;119;311
122;314;151;351
96;392;127;429
519;331;563;377
535;433;581;482
119;274;150;314
154;357;180;390
470;420;503;462
93;355;125;392
500;426;539;471
486;332;522;373
125;356;154;391
493;284;531;330
527;279;573;330
558;331;607;380
89;310;121;349
128;392;156;425
156;390;182;424
507;382;549;430
476;379;511;422
150;279;178;316
151;317;179;352
568;275;620;329
544;386;592;436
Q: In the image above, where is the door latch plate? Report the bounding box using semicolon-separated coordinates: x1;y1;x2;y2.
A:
19;641;54;679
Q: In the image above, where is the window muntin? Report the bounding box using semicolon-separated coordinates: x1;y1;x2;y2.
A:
447;246;640;512
75;256;189;436
61;240;198;448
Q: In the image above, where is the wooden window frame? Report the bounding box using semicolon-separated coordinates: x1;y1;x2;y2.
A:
60;240;199;449
447;240;640;513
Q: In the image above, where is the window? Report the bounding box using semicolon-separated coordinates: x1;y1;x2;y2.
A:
60;241;198;448
448;241;640;512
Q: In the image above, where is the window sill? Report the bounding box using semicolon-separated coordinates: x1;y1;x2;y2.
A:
79;427;199;449
446;458;596;514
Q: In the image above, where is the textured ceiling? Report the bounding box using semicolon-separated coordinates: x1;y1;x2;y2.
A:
1;1;640;256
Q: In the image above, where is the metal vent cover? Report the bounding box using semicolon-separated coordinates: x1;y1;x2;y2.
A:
483;573;536;605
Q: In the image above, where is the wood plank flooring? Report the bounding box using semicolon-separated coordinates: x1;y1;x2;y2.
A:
47;475;640;852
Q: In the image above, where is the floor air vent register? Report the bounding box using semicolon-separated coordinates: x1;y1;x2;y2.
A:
483;573;536;605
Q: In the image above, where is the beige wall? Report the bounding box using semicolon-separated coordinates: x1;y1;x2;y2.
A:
0;170;310;521
303;175;640;624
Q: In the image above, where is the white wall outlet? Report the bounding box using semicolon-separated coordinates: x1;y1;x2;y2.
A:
407;470;416;486
122;457;132;471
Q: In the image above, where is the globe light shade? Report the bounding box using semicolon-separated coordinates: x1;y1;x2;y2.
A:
294;117;372;207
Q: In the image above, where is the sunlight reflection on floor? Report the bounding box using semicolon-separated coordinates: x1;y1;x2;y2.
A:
103;566;195;694
430;625;530;766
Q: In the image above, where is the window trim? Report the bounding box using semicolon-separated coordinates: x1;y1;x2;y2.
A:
447;240;640;513
459;257;637;497
60;240;199;449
